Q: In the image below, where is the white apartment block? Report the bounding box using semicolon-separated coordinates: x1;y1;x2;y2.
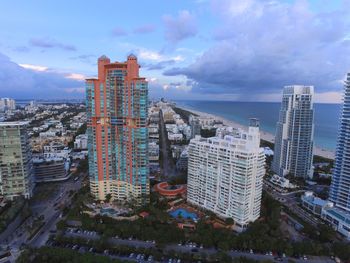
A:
74;134;88;150
187;119;265;230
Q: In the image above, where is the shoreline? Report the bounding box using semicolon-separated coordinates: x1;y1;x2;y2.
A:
180;106;335;160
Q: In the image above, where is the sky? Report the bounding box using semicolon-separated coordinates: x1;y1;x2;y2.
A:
0;0;350;103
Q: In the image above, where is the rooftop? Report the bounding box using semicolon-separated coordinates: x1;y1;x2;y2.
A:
302;192;333;207
0;121;29;126
324;206;350;225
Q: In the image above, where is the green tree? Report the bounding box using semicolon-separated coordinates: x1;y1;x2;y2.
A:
225;218;234;225
105;194;112;203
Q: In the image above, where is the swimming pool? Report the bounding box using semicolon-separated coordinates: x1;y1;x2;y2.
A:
100;208;118;216
169;208;198;221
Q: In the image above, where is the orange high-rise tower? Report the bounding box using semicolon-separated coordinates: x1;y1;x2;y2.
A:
86;55;149;203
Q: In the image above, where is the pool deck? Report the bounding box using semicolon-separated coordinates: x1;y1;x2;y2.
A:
168;203;205;221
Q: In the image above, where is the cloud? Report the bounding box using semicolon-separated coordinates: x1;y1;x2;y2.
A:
143;56;184;70
112;27;128;37
138;50;163;61
137;48;184;64
144;60;177;70
148;79;191;99
29;37;77;51
133;24;156;34
65;73;87;81
70;54;96;64
163;10;197;44
19;63;48;72
315;91;342;104
64;87;85;93
0;52;83;99
163;0;350;101
18;63;87;80
13;46;30;53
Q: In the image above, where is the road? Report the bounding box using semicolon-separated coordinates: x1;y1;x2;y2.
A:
30;175;83;248
159;109;177;179
62;229;335;263
264;180;322;227
0;174;84;262
66;231;155;248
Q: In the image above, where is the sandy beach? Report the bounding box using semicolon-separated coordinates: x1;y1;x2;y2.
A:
181;106;335;160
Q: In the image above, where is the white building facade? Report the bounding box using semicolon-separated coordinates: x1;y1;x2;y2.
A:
187;119;265;230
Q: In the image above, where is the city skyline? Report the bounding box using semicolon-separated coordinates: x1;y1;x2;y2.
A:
2;1;350;260
1;0;350;103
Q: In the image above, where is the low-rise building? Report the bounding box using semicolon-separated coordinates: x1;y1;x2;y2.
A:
71;151;88;160
149;142;159;163
33;157;70;182
43;146;71;159
322;206;350;240
269;174;296;188
74;134;88;150
168;132;183;143
301;191;334;216
43;141;65;152
176;147;188;170
189;115;201;139
163;109;175;123
299;191;350;240
264;147;274;156
39;130;57;139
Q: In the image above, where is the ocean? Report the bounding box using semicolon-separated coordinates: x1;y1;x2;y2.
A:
175;100;341;151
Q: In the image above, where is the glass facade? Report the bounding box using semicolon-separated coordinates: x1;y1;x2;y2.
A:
272;85;314;179
0;122;33;200
330;73;350;212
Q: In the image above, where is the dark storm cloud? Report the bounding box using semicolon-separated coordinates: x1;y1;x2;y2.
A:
0;52;83;99
164;0;350;97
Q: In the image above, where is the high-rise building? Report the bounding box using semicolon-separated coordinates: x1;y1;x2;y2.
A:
330;73;350;212
272;85;314;179
0;122;33;200
0;98;16;112
187;119;265;230
189;115;201;139
86;55;149;203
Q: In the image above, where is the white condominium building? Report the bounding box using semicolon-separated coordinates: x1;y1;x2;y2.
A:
187;119;265;230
